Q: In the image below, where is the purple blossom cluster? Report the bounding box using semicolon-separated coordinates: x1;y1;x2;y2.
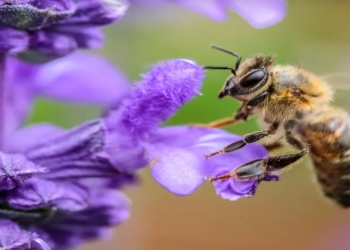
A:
0;0;129;59
0;0;286;249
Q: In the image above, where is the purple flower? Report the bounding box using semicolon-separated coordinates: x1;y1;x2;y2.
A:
0;219;50;250
2;52;130;143
102;58;279;199
131;0;286;28
3;56;277;199
0;152;45;190
0;52;132;249
0;55;277;249
0;187;130;249
35;189;130;249
0;0;129;57
145;126;278;200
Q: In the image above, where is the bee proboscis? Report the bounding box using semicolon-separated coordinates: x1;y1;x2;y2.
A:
202;44;350;208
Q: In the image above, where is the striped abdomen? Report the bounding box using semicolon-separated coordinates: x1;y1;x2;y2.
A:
300;106;350;208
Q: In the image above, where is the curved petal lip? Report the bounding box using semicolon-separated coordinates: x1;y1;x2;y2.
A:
177;0;227;21
228;0;287;28
147;146;206;196
33;52;131;105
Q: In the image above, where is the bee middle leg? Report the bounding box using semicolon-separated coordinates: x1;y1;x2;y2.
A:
209;120;309;182
205;122;279;158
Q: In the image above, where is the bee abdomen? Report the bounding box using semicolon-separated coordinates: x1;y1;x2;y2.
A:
300;106;350;208
314;161;350;208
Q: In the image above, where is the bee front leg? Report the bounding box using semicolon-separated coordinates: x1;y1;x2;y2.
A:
191;102;252;128
205;122;279;158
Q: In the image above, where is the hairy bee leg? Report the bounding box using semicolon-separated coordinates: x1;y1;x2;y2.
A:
191;101;253;128
191;117;239;128
210;130;308;182
205;122;279;158
263;142;283;151
210;148;307;182
209;159;267;182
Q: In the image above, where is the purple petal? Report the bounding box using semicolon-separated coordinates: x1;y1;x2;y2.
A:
147;144;206;196
105;59;205;137
3;56;36;144
39;189;130;249
8;123;65;154
0;26;29;53
62;0;130;25
34;26;105;53
146;126;222;196
32;52;130;105
32;238;52;250
30;29;81;56
8;178;89;211
147;125;278;199
23;120;125;180
78;173;139;189
56;26;104;49
102;122;147;172
0;220;36;250
55;189;131;226
227;0;286;28
177;0;227;21
0;152;45;190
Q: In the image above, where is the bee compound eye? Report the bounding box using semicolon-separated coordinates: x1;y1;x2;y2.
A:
240;69;267;88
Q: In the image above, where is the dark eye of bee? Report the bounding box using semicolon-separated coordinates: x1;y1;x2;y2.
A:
239;69;267;88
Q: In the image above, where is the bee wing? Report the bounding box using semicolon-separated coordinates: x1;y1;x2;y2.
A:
321;73;350;113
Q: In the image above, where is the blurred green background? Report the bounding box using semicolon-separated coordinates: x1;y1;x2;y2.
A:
31;1;350;249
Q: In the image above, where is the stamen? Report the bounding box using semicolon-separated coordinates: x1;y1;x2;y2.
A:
33;238;52;250
0;54;5;150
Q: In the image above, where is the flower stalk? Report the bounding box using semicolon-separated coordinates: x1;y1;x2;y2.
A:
0;54;5;150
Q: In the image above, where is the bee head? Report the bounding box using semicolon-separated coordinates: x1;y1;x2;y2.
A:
204;45;274;101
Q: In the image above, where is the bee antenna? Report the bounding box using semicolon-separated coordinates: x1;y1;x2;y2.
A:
210;44;242;71
203;66;236;76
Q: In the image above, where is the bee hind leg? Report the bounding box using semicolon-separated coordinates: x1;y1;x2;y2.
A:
209;148;307;182
210;125;309;182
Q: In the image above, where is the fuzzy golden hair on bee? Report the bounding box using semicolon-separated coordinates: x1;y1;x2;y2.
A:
198;44;350;208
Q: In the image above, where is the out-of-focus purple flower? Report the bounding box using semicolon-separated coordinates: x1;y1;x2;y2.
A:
131;0;287;28
3;52;130;143
0;52;132;249
35;189;130;249
0;0;129;57
0;152;45;190
8;178;89;211
0;219;47;250
0;188;130;250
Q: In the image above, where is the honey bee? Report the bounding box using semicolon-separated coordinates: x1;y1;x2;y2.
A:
201;45;350;208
